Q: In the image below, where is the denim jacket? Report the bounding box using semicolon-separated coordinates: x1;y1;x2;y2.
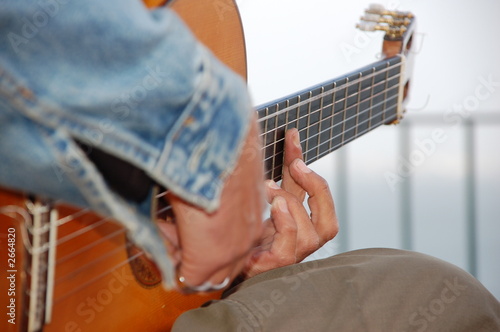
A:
0;0;252;288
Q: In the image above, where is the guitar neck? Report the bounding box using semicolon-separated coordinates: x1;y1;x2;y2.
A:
257;55;405;182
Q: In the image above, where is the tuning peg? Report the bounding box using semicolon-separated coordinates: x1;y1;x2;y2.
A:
365;3;414;19
366;4;386;15
356;21;380;32
356;20;407;39
361;13;411;26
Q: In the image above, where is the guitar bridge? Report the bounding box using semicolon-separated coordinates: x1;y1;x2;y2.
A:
24;198;58;332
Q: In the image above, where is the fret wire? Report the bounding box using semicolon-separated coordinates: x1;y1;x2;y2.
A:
259;58;403;177
354;72;362;138
306;103;398;165
296;94;301;130
285;99;290;131
304;91;313;161
382;62;390;123
261;73;399;147
264;106;270;146
257;72;401;141
257;61;402;122
305;93;398;150
261;92;399;164
257;61;402;123
265;103;399;179
272;103;279;180
259;80;400;152
328;82;336;153
263;92;399;165
27;66;395;295
368;67;376;130
317;87;325;159
340;77;349;147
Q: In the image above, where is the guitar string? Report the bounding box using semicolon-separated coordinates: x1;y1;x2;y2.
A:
51;235;276;304
259;82;399;154
28;61;398;232
262;90;399;164
14;59;402;233
25;61;404;294
52;241;130;284
29;90;397;263
40;98;400;264
36;106;401;303
56;227;125;265
27;65;402;258
256;60;402;122
257;67;400;143
48;73;398;240
265;102;399;181
53;248;143;305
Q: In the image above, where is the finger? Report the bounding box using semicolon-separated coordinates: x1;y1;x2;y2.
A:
245;196;297;278
268;196;298;261
264;179;281;203
266;179;321;260
290;158;339;245
281;128;306;201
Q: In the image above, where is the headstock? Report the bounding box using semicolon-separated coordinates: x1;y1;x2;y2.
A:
357;4;417;118
357;4;416;58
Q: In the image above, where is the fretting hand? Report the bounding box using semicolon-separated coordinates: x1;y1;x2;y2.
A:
243;128;339;278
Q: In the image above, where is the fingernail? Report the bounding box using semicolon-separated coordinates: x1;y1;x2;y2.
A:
295;159;311;173
294;130;301;149
274;196;289;213
267;180;281;189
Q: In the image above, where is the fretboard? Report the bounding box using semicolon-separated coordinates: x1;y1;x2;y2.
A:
257;55;404;181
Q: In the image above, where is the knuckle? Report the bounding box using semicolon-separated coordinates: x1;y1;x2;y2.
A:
324;219;339;241
316;178;331;194
300;235;320;253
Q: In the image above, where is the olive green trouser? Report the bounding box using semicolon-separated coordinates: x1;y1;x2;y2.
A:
172;248;500;332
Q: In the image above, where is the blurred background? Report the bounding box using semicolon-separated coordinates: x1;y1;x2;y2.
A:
236;0;500;298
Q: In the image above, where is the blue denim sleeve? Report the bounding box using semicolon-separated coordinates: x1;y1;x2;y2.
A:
0;0;252;287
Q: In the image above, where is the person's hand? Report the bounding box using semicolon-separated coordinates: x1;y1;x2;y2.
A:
243;128;339;278
159;118;265;292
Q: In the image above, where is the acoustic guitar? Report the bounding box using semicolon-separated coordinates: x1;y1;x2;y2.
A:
0;0;416;331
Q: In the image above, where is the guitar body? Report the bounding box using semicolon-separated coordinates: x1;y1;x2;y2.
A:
0;191;220;332
0;1;244;331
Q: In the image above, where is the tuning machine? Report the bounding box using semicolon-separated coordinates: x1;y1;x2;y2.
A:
356;4;413;39
365;4;413;19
